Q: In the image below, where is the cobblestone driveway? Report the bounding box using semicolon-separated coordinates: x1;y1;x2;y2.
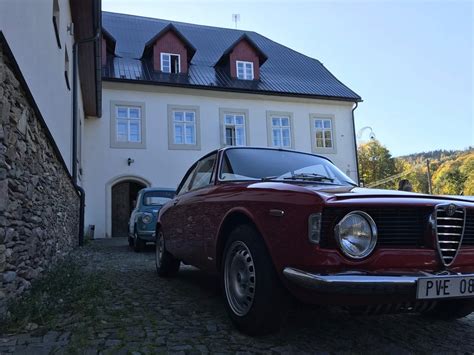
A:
1;238;473;354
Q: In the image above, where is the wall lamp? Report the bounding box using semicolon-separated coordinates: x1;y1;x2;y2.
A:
127;158;135;166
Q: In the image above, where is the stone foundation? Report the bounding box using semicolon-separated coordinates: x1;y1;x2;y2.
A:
0;41;80;316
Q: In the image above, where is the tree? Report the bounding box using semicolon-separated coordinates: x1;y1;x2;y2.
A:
432;151;474;195
395;159;429;194
460;153;474;195
358;140;399;189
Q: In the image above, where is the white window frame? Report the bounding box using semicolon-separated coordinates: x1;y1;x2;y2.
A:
110;101;146;149
266;111;294;149
161;52;181;73
172;111;196;145
310;114;337;154
167;105;201;150
236;60;254;80
219;108;250;147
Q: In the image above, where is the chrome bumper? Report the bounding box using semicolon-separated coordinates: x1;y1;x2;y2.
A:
283;267;426;295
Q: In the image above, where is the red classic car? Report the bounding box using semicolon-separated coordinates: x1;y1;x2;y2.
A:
155;147;474;335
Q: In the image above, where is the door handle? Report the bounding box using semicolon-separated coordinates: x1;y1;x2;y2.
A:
173;199;180;206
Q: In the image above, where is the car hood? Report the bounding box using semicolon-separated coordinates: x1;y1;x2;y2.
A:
305;185;474;204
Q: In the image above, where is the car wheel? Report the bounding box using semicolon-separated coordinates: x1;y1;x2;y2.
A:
222;224;289;336
155;230;180;277
133;232;145;253
422;299;474;320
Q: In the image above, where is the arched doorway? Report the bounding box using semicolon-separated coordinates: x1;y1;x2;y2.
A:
111;180;146;238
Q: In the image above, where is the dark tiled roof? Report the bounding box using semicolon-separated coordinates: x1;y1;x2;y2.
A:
102;12;361;102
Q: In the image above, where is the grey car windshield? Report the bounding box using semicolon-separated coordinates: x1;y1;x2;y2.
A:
143;191;175;206
220;148;356;186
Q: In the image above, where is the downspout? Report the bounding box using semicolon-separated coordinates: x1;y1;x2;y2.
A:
72;31;100;246
351;102;360;185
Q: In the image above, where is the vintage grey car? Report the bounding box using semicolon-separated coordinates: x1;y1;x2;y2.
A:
128;187;175;251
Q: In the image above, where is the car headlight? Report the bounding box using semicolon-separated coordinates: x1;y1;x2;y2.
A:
141;213;153;224
334;211;377;259
308;213;322;244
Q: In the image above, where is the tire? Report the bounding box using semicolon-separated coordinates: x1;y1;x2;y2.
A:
422;299;474;320
155;229;180;277
221;224;289;336
133;231;145;253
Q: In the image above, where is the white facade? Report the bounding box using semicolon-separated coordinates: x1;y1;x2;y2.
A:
0;0;85;173
83;81;358;238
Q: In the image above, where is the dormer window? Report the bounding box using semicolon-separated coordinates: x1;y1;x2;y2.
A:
142;24;196;74
161;53;180;73
215;34;267;81
236;61;254;80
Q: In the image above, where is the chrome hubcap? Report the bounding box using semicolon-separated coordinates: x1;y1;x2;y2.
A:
155;232;164;268
224;241;256;316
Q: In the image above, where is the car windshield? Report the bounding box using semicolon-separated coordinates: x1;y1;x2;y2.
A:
220;148;356;186
143;190;175;206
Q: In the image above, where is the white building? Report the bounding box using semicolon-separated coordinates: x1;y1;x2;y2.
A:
83;12;362;239
0;0;101;174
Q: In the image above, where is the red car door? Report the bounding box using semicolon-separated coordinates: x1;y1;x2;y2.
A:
162;163;197;258
165;153;218;266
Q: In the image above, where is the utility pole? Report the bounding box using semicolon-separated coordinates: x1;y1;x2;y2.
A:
426;159;433;194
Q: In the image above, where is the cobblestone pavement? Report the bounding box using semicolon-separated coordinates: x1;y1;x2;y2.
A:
1;238;473;354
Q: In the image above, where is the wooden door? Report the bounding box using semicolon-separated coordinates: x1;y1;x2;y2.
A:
112;182;130;238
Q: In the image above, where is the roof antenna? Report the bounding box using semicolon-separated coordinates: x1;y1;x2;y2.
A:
232;14;240;29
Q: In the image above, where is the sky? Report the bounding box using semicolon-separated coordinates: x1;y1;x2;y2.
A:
102;0;473;157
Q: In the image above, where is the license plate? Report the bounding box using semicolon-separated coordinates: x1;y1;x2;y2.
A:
417;275;474;300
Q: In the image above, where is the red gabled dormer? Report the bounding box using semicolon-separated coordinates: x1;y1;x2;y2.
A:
141;23;196;74
101;28;116;66
215;34;267;80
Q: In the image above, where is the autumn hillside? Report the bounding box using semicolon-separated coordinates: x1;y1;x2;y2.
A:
358;141;473;196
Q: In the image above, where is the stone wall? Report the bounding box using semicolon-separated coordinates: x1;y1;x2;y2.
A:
0;41;80;316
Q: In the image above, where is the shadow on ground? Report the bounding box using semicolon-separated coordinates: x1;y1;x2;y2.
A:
0;237;472;354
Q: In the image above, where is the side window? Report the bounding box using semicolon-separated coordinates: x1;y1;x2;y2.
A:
52;0;61;48
310;114;336;154
177;164;198;196
64;46;70;90
266;111;294;149
161;53;180;73
167;105;201;150
110;101;146;149
190;154;217;191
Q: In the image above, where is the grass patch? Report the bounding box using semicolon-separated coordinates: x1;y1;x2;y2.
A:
1;258;108;333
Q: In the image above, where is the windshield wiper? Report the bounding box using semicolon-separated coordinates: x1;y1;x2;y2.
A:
284;173;334;182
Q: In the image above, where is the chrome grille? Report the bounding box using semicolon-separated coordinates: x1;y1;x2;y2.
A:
435;204;466;266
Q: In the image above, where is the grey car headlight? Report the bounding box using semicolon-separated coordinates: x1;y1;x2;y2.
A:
334;211;377;259
141;213;153;224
